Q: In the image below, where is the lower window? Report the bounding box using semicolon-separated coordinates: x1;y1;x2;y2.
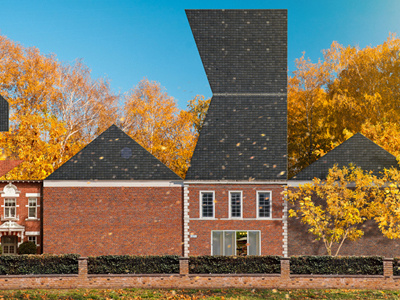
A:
212;230;260;256
28;236;37;245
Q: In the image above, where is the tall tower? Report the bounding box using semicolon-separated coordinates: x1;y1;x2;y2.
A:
184;10;288;257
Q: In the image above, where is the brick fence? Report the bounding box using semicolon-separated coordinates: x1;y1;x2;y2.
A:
1;257;400;290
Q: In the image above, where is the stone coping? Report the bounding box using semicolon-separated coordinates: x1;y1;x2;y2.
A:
0;274;78;278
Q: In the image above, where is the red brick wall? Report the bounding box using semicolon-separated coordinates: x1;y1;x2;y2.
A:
187;184;285;256
43;186;183;256
0;182;42;253
287;187;400;257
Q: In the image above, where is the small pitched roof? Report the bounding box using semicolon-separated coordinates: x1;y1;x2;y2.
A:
291;133;399;180
0;94;9;132
46;125;181;180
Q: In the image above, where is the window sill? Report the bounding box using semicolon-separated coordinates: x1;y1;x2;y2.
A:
1;216;19;221
25;218;40;221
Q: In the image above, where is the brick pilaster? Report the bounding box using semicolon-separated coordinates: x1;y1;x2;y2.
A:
78;257;88;277
383;258;393;279
280;257;290;280
179;257;189;275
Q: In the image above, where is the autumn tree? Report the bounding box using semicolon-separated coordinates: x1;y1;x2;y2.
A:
287;165;381;256
0;34;118;179
187;95;211;135
289;34;400;177
120;78;199;178
373;168;400;239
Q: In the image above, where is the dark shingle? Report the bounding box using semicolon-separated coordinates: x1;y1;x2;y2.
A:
185;10;287;180
185;10;287;94
291;133;399;180
0;95;9;132
46;125;182;180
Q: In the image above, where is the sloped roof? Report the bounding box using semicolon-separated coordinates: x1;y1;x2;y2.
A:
46;125;181;180
186;95;287;180
291;133;399;180
185;10;287;180
0;94;9;132
185;9;287;94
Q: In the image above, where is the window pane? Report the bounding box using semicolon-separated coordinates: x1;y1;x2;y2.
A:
258;192;271;218
230;192;241;218
224;231;235;256
29;207;36;218
201;193;214;218
212;231;223;255
248;231;260;255
28;236;37;245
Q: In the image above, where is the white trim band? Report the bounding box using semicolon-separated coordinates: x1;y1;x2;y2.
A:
288;180;313;187
184;181;287;185
26;193;41;197
25;231;40;236
44;180;184;187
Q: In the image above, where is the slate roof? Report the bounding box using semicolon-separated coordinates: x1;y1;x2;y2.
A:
0;95;9;131
46;125;182;180
185;10;287;180
291;133;399;180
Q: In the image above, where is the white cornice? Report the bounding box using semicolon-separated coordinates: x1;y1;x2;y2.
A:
43;180;184;187
287;180;313;187
184;180;287;185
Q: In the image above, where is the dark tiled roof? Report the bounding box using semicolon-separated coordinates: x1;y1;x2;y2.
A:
185;10;287;180
291;133;399;180
0;95;9;131
185;10;287;94
46;125;182;180
186;95;287;180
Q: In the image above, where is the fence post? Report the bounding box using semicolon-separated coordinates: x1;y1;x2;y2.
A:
383;258;393;279
280;257;290;280
179;257;189;275
78;257;88;278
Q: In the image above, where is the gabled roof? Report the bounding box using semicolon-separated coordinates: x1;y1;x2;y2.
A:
291;133;399;180
185;10;287;180
46;125;181;180
0;94;9;132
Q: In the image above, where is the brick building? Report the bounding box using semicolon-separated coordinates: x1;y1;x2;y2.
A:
183;10;288;257
38;9;289;257
0;181;42;255
288;133;400;256
43;125;183;256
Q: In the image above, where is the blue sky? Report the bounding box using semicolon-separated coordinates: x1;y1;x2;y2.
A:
1;0;399;109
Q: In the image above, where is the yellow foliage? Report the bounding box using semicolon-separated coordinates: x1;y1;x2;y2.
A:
286;165;381;256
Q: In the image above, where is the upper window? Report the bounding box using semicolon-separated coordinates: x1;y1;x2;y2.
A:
229;191;242;218
257;191;271;218
200;191;214;218
28;198;37;219
4;198;16;219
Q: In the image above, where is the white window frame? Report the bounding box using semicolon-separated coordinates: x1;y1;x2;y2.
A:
28;236;37;245
27;198;38;219
229;191;243;219
257;191;272;219
199;191;215;219
4;198;17;219
210;230;261;256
